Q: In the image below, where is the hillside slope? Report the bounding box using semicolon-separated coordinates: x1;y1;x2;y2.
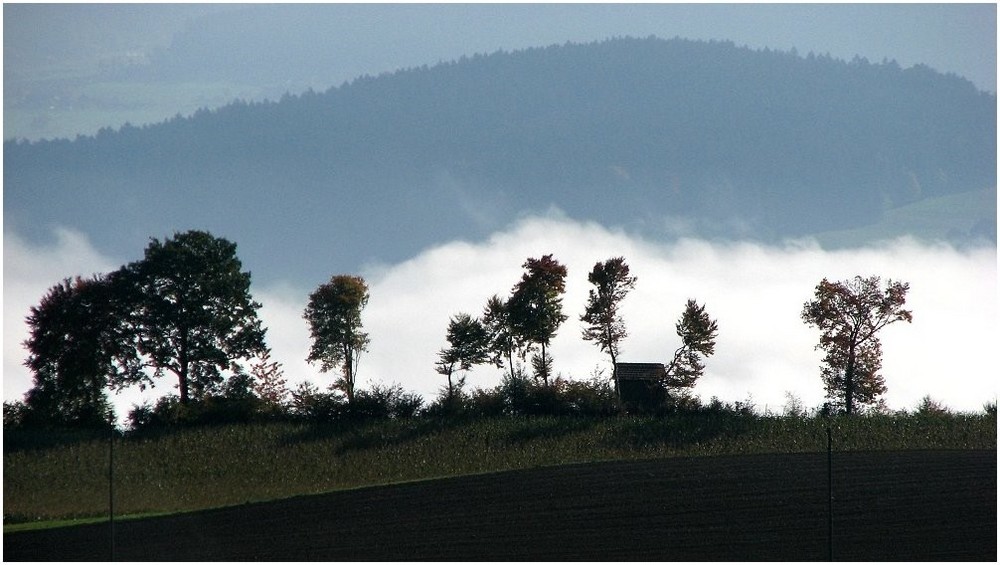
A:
5;37;995;283
4;450;996;561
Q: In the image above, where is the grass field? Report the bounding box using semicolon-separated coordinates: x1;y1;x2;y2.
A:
4;411;995;527
813;188;996;247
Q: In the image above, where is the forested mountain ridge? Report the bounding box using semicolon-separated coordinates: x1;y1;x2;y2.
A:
5;37;995;283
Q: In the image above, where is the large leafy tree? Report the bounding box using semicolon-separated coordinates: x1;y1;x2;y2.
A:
801;275;911;415
127;230;267;404
508;254;568;386
435;313;491;402
21;273;139;427
664;299;719;396
580;257;637;389
304;275;370;403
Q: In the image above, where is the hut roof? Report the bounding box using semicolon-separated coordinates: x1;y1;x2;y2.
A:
615;362;666;381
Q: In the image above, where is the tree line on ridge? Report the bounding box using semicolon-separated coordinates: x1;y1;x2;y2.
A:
6;229;913;430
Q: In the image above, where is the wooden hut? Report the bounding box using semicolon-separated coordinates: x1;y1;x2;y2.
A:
615;362;667;412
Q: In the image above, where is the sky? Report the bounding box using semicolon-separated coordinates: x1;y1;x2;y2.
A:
3;2;998;421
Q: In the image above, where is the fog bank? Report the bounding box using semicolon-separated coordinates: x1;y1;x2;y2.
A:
4;216;996;421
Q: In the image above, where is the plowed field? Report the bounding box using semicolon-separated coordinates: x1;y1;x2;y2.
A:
4;450;995;561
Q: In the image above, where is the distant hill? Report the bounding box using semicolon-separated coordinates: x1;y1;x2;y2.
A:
4;37;995;283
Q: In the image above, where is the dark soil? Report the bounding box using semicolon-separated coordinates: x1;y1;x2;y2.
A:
4;450;995;561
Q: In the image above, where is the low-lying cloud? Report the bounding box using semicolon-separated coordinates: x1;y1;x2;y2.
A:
4;214;996;422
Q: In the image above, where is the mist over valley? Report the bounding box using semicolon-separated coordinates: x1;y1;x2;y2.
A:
3;14;996;416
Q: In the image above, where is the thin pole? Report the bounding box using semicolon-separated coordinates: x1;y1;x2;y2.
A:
827;425;833;562
109;421;115;562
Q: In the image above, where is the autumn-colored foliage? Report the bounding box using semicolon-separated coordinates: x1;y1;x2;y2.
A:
801;276;912;415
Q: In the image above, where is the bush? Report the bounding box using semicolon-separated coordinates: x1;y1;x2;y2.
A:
984;401;997;418
465;387;506;417
349;383;424;420
392;389;425;419
782;392;807;418
126;372;276;431
497;373;532;415
522;379;567;415
560;377;618;416
288;382;345;422
127;395;242;430
128;395;186;429
3;400;28;429
424;389;468;418
914;395;950;416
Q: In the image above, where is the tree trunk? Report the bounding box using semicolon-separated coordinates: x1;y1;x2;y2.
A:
178;327;190;405
609;349;618;384
845;343;856;416
609;349;622;413
506;347;514;380
541;341;548;386
343;345;355;404
447;368;454;402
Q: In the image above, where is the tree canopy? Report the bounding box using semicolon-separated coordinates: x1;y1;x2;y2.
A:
580;257;637;387
304;275;370;403
436;313;491;402
664;299;719;396
126;230;267;404
18;230;268;427
508;254;568;385
21;275;129;427
801;275;912;415
482;294;519;378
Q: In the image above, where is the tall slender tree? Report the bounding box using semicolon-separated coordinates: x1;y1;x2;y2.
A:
508;254;568;385
801;275;911;415
304;275;370;403
580;257;637;390
664;299;719;396
482;294;519;378
435;313;491;402
249;347;289;409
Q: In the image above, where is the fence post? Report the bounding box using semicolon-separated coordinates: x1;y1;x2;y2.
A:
827;425;833;561
109;421;115;562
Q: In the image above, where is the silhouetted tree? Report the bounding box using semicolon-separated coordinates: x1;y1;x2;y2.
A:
801;275;912;415
21;274;137;427
249;347;288;409
435;313;491;402
508;254;568;385
580;257;637;391
304;275;370;403
819;336;884;413
482;294;520;378
127;230;267;404
664;299;719;397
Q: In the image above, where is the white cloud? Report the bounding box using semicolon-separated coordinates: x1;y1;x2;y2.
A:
4;228;121;402
355;217;997;413
4;219;997;424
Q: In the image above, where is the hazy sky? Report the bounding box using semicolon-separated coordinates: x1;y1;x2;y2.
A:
5;3;995;89
3;2;997;420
